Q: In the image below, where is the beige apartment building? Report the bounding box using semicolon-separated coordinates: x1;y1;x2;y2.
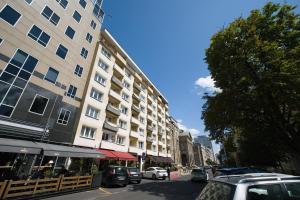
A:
73;29;172;167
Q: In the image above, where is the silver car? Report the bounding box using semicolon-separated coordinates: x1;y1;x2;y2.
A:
197;173;300;200
191;168;208;182
142;167;168;180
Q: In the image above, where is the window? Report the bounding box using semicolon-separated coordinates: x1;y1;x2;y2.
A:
0;38;3;45
28;25;50;47
90;20;97;29
25;0;33;5
57;109;71;125
66;85;77;98
140;95;145;102
90;88;103;101
139;128;144;136
98;60;109;71
80;48;88;59
247;184;284;200
81;126;96;139
140;117;145;124
94;73;106;86
56;0;68;8
0;5;21;26
86;33;93;43
102;132;115;142
44;67;58;84
41;6;60;26
140;106;145;113
101;47;111;59
65;26;75;39
120;105;128;115
29;95;48;115
123;81;130;90
93;0;104;21
125;69;131;79
119;120;127;129
138;142;144;149
0;49;38;117
116;135;125;145
152;145;156;151
73;11;81;23
56;44;68;59
285;182;300;199
122;92;129;102
79;0;87;9
85;105;99;119
74;65;83;77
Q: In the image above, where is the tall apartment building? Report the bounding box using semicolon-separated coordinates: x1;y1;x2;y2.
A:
73;29;171;164
0;0;104;143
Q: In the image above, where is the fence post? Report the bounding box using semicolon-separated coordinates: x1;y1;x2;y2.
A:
75;176;80;189
2;180;12;199
0;180;8;199
56;176;62;191
33;179;39;194
58;176;64;191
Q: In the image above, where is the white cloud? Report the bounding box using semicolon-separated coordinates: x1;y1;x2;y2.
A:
177;120;200;138
195;75;222;93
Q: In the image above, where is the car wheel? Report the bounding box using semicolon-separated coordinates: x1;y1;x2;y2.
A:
152;174;156;180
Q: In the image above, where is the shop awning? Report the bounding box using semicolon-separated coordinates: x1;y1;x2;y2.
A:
149;156;174;163
0;138;41;154
97;149;118;160
36;143;105;158
98;149;137;161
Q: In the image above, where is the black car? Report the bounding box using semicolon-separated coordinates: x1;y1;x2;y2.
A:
127;167;142;184
102;166;129;187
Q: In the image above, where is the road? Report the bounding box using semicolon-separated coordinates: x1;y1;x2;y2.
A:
44;175;206;200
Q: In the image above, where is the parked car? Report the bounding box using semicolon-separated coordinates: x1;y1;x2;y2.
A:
191;168;207;182
214;167;267;177
142;167;168;180
127;167;142;184
102;166;129;187
197;173;300;200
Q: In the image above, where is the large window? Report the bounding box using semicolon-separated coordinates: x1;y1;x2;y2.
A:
29;95;49;115
116;136;125;145
80;126;96;139
118;120;127;129
0;5;21;26
73;11;81;23
120;105;128;115
138;141;144;149
79;0;87;9
56;0;68;9
56;44;68;59
85;105;99;119
94;73;106;86
74;65;83;77
44;67;58;84
102;132;115;142
57;109;71;125
122;92;129;102
123;81;130;90
92;0;104;21
28;25;51;47
41;6;60;26
65;26;75;39
98;60;109;71
80;48;88;59
101;47;111;59
90;88;103;101
0;49;38;117
66;85;77;98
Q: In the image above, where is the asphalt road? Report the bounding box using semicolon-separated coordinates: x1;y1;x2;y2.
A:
44;175;206;200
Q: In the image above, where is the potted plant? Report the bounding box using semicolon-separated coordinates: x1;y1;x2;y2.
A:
91;163;102;188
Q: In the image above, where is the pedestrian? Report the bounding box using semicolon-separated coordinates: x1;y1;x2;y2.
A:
167;167;171;181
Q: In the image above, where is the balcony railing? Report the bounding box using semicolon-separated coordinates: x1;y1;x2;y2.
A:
132;104;140;113
134;82;142;91
111;76;123;88
146;136;154;142
103;121;118;132
106;104;120;116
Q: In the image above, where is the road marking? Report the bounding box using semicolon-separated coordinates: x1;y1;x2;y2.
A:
99;187;112;195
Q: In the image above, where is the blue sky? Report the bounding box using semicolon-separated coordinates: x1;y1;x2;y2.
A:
102;0;300;154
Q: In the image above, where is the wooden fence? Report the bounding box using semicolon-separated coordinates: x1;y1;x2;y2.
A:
0;175;92;199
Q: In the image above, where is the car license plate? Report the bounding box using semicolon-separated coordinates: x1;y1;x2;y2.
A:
118;177;125;180
133;174;138;176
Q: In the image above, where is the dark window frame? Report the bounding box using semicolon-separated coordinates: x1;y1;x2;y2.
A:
28;94;49;116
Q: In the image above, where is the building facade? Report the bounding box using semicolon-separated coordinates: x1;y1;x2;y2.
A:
169;116;181;167
73;30;172;168
201;145;215;166
194;135;213;150
193;143;203;167
0;0;104;143
179;131;194;167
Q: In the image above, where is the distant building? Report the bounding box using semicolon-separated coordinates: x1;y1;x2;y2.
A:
194;135;213;150
193;143;203;167
179;131;194;167
201;146;215;166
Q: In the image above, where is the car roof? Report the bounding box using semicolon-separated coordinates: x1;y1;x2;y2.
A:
213;173;300;185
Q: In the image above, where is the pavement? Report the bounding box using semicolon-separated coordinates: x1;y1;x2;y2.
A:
43;175;207;200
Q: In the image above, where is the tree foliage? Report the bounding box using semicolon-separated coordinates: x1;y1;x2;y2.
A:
202;3;300;167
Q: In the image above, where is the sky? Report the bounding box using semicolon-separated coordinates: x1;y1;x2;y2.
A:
102;0;300;154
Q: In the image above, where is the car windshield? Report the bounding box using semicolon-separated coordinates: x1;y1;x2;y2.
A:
128;168;140;173
115;167;127;175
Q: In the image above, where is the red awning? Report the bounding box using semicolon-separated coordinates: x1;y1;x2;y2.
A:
97;149;118;160
112;151;137;161
97;149;137;161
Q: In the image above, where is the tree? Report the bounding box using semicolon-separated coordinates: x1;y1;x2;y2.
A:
202;3;300;167
206;158;217;166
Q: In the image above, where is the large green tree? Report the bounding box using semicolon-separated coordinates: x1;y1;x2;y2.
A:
202;3;300;167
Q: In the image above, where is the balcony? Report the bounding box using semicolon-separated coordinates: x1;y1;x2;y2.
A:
146;149;157;156
109;90;122;102
103;121;119;132
132;105;140;113
134;82;142;91
114;64;125;76
133;93;140;101
130;131;143;138
106;104;120;116
147;114;153;122
146;136;154;142
147;125;154;132
111;76;123;89
129;146;143;155
131;116;140;125
158;130;164;135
